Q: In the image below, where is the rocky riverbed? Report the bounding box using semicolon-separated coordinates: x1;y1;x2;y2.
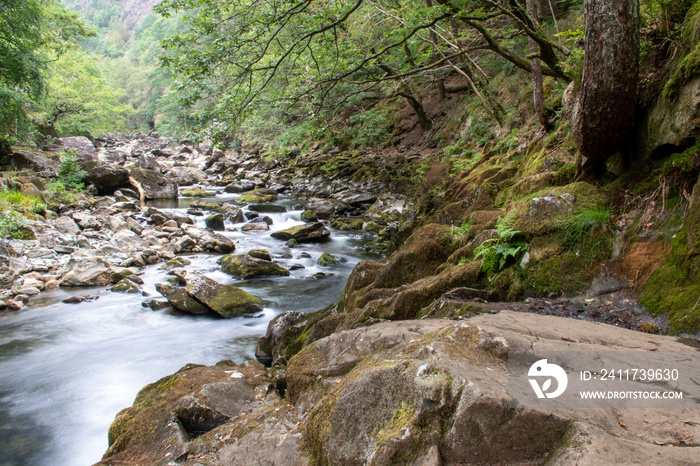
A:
2;131;700;465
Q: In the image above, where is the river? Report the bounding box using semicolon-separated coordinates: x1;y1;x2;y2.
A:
0;191;377;465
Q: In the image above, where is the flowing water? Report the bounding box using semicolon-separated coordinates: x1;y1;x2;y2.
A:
0;192;377;466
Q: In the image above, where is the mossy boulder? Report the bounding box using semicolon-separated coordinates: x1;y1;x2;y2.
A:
155;282;210;315
189;200;226;213
99;360;271;464
247;249;272;261
511;182;606;238
301;210;318;222
270;222;331;243
218;254;290;279
238;189;278;204
317;252;340;267
110;278;141;294
184;271;264;318
371;223;455;289
205;213;225;231
160;257;192;271
180;187;216;197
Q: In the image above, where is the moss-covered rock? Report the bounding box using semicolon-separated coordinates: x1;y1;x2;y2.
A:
160;257;192;271
218;254;290;279
205;213;225;231
371;223;455;289
247;204;287;213
181;272;264;318
238;189;278;204
301;210;318;222
180;187;216;197
189;200;226;213
155;282;210;315
270;222;331;243
640;228;700;333
110;278;141;294
317;252;339;267
331;218;364;230
247;249;272;261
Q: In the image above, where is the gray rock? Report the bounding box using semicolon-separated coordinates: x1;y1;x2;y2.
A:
58;136;96;161
182;225;235;253
306;197;349;219
255;311;305;366
80;161;130;195
526;194;574;221
128;167;178;200
52;216;81;236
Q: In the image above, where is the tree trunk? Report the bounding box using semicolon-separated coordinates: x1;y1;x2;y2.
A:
425;0;446;101
573;0;639;161
399;90;432;131
526;0;550;131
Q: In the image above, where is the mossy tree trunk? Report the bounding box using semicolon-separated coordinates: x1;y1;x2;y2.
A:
573;0;640;161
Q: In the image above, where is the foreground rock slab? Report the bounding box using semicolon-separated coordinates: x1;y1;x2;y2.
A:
102;311;700;465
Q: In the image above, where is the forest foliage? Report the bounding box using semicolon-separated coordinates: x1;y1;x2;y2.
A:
1;0;699;148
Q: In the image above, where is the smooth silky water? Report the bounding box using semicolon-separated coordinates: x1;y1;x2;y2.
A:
0;191;378;465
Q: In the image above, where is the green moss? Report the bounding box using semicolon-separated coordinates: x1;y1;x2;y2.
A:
524;252;598;296
180;188;216;197
107;410;134;446
663;3;700;99
640;229;700;333
375;401;416;446
238;189;278;204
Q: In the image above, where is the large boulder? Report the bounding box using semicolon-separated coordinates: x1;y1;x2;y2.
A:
99;361;273;465
128;167;178;200
0;149;58;173
184;271;264;318
218;254;290;279
81;161;130;195
181;187;216;198
270;222;330;243
167;166;207;186
59;137;96;161
101;311;700;465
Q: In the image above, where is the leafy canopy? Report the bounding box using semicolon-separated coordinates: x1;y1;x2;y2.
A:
0;0;95;141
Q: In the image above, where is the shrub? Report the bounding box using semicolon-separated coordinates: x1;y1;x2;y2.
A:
44;181;81;205
0;210;29;239
57;150;87;191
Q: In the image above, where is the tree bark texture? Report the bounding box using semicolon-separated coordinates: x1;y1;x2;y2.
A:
573;0;639;161
526;0;549;130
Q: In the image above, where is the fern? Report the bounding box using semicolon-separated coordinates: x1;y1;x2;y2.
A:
473;210;527;276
